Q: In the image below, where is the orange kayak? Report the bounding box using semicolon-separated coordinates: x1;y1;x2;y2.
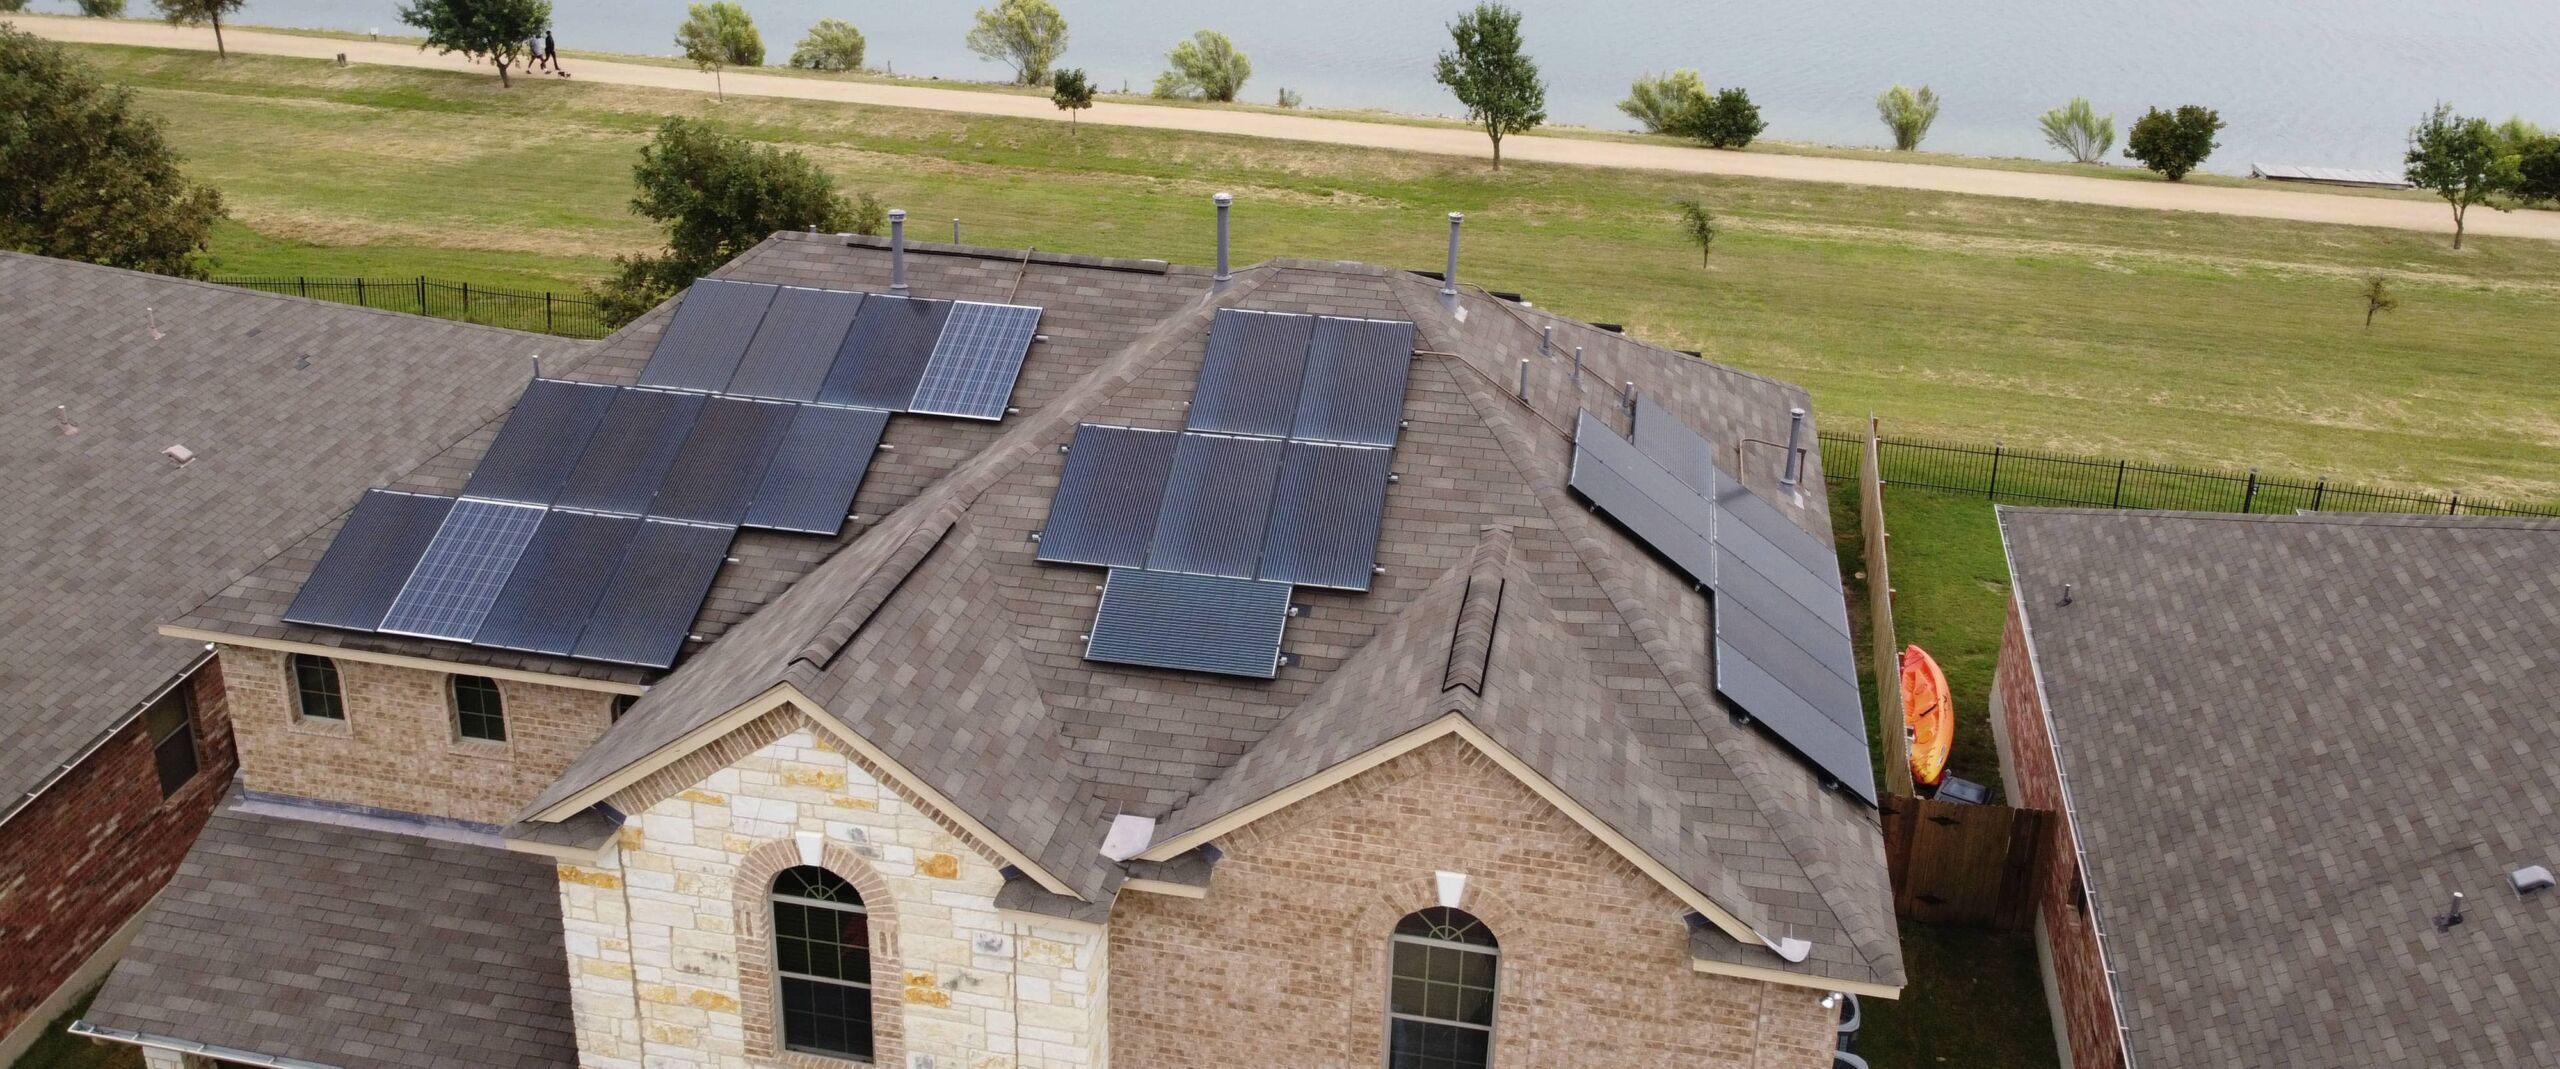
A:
1900;645;1953;789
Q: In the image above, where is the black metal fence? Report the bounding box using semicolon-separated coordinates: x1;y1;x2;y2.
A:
1818;432;2558;519
209;276;608;339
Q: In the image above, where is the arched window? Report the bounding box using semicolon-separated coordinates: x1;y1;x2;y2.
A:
771;866;873;1060
288;654;345;721
450;675;505;742
1387;907;1497;1069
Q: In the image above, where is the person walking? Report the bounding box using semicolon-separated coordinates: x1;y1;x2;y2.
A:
544;29;567;77
527;33;549;72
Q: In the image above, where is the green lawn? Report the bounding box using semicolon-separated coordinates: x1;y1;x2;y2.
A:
8;985;140;1069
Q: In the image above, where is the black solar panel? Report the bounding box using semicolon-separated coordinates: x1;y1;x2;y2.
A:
282;490;456;631
818;294;952;409
1567;412;1717;587
1291;317;1416;446
462;379;619;506
1035;424;1182;568
908;301;1041;420
650;397;797;525
1085;568;1292;678
1714;631;1876;803
554;388;706;515
378;498;547;641
1631;393;1720;496
743;404;891;535
1147;433;1285;577
1716;481;1839;576
639;279;777;392
572;520;735;668
1187;309;1315;438
471;510;641;655
1258;442;1394;589
724;287;864;401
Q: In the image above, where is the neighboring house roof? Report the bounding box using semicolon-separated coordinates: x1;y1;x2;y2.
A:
0;253;589;820
480;234;1900;990
78;799;576;1069
2000;509;2560;1068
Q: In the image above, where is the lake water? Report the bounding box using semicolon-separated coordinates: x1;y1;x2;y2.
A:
50;0;2560;173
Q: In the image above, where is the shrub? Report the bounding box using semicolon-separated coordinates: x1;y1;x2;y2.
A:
1675;199;1716;265
78;0;128;16
2360;275;2397;329
0;26;225;277
593;117;868;325
2512;134;2560;204
1673;86;1765;149
1620;70;1707;135
790;19;866;72
2039;97;2114;163
2124;105;2223;181
965;0;1068;85
1876;84;1940;150
1277;86;1303;109
1153;29;1250;102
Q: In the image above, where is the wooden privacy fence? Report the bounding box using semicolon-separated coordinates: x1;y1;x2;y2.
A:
1880;794;2054;930
1857;416;1914;799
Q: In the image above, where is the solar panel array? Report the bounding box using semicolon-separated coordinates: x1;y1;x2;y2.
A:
1036;308;1418;679
1566;404;1875;803
286;278;1047;670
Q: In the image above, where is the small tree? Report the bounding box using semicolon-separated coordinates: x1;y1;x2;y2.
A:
1675;199;1716;266
0;0;27;12
1153;30;1250;102
1276;86;1302;109
1051;67;1094;130
676;2;763;100
2124;105;2223;181
2516;134;2560;205
0;27;225;277
2359;274;2398;329
78;0;129;17
594;117;872;325
398;0;552;88
789;19;866;72
965;0;1068;85
2404;103;2518;250
151;0;247;60
1875;84;1940;150
1620;70;1707;135
1433;2;1545;170
1672;86;1765;149
2039;97;2114;163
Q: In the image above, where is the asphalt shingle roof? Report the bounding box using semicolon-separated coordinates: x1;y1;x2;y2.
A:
0;254;590;815
2001;509;2560;1068
82;801;576;1069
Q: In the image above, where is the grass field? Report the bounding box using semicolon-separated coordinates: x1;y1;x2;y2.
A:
7;985;139;1069
68;43;2560;499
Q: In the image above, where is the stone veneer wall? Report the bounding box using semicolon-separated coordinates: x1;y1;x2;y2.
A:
221;647;618;825
556;714;1108;1069
1108;736;1838;1069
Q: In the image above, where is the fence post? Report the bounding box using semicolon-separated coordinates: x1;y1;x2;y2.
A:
2448;493;2461;516
354;277;364;308
2110;459;2126;508
418;277;428;315
461;282;471;322
1986;442;2003;500
2241;468;2259;513
2311;476;2326;512
298;276;307;298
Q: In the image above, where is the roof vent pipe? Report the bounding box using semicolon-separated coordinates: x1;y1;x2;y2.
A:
888;209;908;291
1780;407;1807;492
1442;212;1464;297
1213;192;1233;285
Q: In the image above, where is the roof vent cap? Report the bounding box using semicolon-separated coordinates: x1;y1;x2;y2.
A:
2513;865;2555;897
162;444;195;466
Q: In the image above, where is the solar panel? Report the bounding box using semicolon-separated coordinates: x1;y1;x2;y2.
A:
1291;317;1416;446
572;519;736;668
1187;309;1315;438
650;397;797;525
1085;568;1292;678
1716;482;1839;577
818;294;952;409
743;404;891;535
554;388;706;515
1631;393;1720;497
1147;432;1285;577
1035;424;1182;568
462;379;619;506
1258;441;1394;589
1714;631;1876;803
283;490;457;631
724;287;864;401
638;279;777;392
1567;412;1716;587
909;301;1042;420
470;510;641;655
377;499;547;641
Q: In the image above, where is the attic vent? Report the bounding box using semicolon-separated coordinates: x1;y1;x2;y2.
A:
1442;576;1504;695
2514;865;2556;896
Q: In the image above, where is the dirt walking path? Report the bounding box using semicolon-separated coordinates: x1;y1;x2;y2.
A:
24;15;2560;243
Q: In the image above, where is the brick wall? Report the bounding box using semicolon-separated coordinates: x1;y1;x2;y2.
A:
0;662;236;1039
221;647;616;826
1109;736;1838;1069
1993;596;2122;1069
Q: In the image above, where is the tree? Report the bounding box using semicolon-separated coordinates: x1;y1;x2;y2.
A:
2039;97;2114;164
0;28;225;277
593;117;874;325
2403;103;2517;250
2359;274;2398;329
1875;84;1940;150
152;0;247;60
1433;3;1545;170
0;0;26;12
78;0;129;17
1051;67;1093;130
2124;105;2223;181
1153;30;1250;102
789;19;866;72
1670;86;1765;149
2515;135;2560;204
965;0;1068;85
1675;199;1716;266
1276;86;1302;109
676;2;763;101
397;0;551;88
1620;70;1707;135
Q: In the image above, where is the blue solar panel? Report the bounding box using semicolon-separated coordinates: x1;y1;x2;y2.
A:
909;302;1041;420
282;490;456;632
1085;568;1293;678
378;499;547;641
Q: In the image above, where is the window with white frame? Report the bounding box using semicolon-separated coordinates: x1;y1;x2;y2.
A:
1387;907;1497;1069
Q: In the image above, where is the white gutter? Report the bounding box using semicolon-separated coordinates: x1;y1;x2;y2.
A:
68;1020;340;1069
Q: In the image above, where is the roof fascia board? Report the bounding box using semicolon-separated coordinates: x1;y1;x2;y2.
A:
532;684;803;820
161;625;647;696
501;835;615;866
1119;878;1209;899
1688;955;1902;1000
